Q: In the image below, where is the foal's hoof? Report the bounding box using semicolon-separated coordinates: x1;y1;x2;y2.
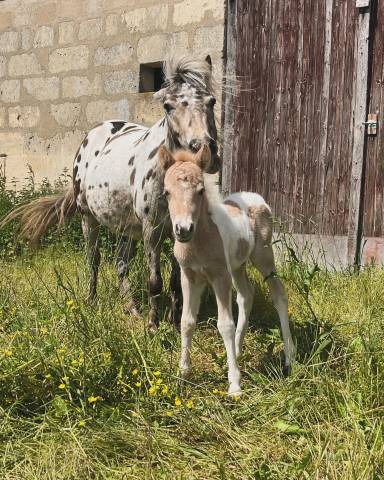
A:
227;389;242;399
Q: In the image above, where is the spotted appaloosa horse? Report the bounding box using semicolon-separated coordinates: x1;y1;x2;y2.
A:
158;145;295;396
0;55;219;330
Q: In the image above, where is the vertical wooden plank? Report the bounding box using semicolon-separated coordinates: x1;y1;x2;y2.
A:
221;0;237;196
347;2;371;264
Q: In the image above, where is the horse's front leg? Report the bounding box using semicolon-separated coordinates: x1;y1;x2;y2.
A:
116;236;140;317
179;268;205;376
169;252;182;329
143;224;165;332
211;271;242;396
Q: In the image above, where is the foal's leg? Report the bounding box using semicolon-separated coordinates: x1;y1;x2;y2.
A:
143;222;166;331
179;268;205;376
251;244;295;372
82;214;101;303
232;265;254;358
116;236;139;316
211;271;242;396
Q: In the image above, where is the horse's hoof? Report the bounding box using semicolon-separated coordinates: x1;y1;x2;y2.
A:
282;364;291;377
148;322;158;335
123;299;140;318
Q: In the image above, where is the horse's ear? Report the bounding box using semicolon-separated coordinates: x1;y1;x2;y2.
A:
205;55;212;71
153;88;167;100
195;144;211;172
158;145;176;172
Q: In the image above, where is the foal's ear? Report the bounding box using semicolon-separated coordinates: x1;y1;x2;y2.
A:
153;88;167;100
195;144;211;172
158;145;176;172
205;55;212;71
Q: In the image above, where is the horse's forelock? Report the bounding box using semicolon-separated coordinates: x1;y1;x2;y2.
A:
163;55;214;96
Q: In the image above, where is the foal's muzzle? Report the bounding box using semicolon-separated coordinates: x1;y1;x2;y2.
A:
174;222;194;243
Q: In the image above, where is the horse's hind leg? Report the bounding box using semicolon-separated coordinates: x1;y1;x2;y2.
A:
232;264;254;358
116;236;139;316
82;214;101;303
250;244;295;373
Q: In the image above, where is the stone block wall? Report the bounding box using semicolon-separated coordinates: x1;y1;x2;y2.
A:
0;0;224;184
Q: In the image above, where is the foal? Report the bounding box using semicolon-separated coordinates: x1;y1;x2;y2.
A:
158;145;295;396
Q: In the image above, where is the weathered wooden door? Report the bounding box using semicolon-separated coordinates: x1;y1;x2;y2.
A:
222;0;381;265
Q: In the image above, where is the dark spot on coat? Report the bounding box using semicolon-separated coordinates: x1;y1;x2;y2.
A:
95;150;99;156
104;182;108;187
128;155;135;165
146;169;153;180
148;146;159;160
144;206;149;215
99;184;103;188
112;190;118;196
76;154;81;163
82;137;88;148
104;149;111;155
152;170;156;179
144;193;147;201
159;118;165;127
85;162;88;168
142;130;150;141
142;177;145;189
88;186;92;190
130;168;136;185
123;125;137;132
134;190;137;205
110;121;126;134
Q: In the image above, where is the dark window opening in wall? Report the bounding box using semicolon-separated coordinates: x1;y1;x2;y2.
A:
139;62;164;93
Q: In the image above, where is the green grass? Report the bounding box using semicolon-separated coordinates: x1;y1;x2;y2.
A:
0;242;383;479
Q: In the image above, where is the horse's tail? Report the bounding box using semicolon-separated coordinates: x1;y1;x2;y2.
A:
0;187;77;247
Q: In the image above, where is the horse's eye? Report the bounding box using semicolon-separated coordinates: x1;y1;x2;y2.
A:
182;101;188;107
198;188;205;196
164;102;174;113
164;190;170;197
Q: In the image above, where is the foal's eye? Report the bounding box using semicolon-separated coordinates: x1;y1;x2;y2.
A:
164;102;174;113
163;190;170;197
198;188;205;196
181;101;188;107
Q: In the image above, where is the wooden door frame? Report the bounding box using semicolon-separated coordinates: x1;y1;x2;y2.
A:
221;0;374;266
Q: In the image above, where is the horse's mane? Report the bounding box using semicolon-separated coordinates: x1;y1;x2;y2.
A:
163;55;214;95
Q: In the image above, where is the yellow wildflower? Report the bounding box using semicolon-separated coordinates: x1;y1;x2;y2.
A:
135;381;141;388
62;376;69;383
45;373;52;379
78;420;86;427
165;411;173;417
58;383;66;390
66;299;75;310
156;378;163;385
161;385;169;395
212;388;219;394
4;350;13;357
149;385;158;396
41;327;48;335
88;395;103;404
232;395;241;402
174;397;182;407
186;400;194;409
132;368;139;376
153;370;161;377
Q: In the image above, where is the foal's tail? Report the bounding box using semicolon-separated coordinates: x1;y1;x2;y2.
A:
0;187;77;247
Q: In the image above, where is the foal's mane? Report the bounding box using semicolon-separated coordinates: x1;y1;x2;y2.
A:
163;55;215;95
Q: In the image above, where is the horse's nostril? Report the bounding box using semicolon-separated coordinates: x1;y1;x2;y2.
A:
175;224;181;235
188;224;194;233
